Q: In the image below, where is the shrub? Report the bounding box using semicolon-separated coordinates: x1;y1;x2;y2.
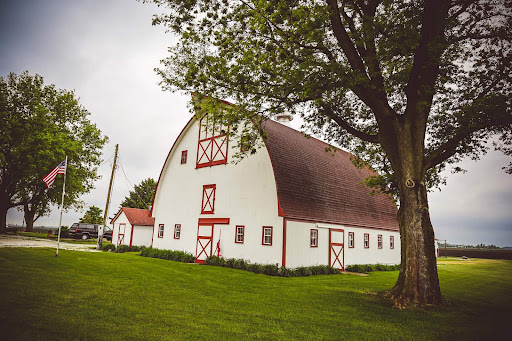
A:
102;243;116;252
139;248;195;263
345;263;400;273
113;245;144;253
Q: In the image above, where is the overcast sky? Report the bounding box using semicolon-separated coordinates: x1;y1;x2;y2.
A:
2;0;511;246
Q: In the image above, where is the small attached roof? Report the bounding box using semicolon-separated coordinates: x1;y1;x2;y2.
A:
111;207;155;226
263;119;399;231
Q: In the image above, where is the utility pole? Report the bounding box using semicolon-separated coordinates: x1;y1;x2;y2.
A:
97;144;118;250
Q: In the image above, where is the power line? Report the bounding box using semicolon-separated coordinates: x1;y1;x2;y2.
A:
117;153;149;209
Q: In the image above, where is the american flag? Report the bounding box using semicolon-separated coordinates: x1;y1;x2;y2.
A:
42;160;66;188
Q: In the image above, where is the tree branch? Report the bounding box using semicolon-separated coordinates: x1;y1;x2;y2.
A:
319;103;379;143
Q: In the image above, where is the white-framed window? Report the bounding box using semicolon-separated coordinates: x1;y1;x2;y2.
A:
262;226;273;245
310;229;318;247
158;224;164;238
235;225;244;243
348;232;354;248
364;233;369;248
390;235;395;249
378;234;383;249
181;150;188;164
174;224;181;239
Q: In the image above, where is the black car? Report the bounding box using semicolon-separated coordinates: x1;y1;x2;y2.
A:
69;223;112;241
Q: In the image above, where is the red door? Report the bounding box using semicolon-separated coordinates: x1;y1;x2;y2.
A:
329;229;344;270
118;224;126;246
195;223;214;263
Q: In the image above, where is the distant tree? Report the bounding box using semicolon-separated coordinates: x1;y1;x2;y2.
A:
79;206;103;224
146;0;511;307
120;178;156;210
0;71;108;232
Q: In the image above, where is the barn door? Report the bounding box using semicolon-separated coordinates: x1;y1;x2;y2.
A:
329;229;344;270
195;224;214;263
118;224;126;246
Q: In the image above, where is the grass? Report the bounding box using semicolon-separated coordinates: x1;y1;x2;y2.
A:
0;249;510;340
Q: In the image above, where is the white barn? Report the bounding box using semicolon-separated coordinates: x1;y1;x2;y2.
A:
111;207;155;247
150;106;400;270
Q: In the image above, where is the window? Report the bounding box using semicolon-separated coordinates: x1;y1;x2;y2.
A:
201;184;216;214
174;224;181;239
348;232;354;248
310;229;318;247
196;115;229;168
235;225;244;243
390;236;395;249
364;233;369;248
262;226;273;245
158;224;164;238
378;234;383;249
181;150;188;164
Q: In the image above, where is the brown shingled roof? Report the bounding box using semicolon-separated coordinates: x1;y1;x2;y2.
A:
263;119;399;231
111;207;155;226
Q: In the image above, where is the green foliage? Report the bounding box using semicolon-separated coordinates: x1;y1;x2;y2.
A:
204;256;340;277
345;264;401;273
60;226;70;238
120;178;157;210
79;206;103;224
139;248;195;263
101;243;116;252
115;245;143;253
0;71;108;232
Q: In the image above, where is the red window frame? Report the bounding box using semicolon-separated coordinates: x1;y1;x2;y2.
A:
201;184;216;214
174;224;181;239
158;224;164;238
390;235;395;249
364;233;369;248
235;225;244;244
262;226;273;246
310;229;318;247
181;150;188;164
348;232;354;248
378;234;383;249
196;115;229;168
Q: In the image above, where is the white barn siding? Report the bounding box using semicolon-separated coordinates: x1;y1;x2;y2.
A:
131;225;153;247
152;119;284;265
112;212;131;246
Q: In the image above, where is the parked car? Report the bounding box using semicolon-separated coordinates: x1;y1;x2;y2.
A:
69;223;112;241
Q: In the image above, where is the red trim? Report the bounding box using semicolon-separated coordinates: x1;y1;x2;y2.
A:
262;226;273;246
378;234;383;249
283;216;399;232
201;184;216;214
235;225;244;243
348;232;354;248
329;228;344;271
195;224;214;263
196;116;229;168
181;150;188;164
158;224;164;238
282;218;287;267
118;224;126;246
364;233;369;248
129;224;134;247
151;224;154;248
310;229;318;247
174;224;181;239
198;218;230;225
150;115;196;217
390;235;395;249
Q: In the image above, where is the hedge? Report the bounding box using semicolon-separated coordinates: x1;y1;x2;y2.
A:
204;256;340;277
101;244;144;253
344;264;400;273
139;248;195;263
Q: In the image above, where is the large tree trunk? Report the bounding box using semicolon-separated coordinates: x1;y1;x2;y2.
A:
23;203;36;232
390;177;442;307
0;194;9;234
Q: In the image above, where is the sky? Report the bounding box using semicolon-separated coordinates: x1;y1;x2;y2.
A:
1;0;511;246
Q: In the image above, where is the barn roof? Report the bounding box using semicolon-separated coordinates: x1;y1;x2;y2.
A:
262;119;399;231
111;207;154;226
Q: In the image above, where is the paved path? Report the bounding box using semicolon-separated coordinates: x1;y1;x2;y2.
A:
0;234;100;252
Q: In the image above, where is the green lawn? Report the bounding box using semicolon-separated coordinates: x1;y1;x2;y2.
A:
0;249;510;340
16;231;98;244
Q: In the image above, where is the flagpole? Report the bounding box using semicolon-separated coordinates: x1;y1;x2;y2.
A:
55;156;67;257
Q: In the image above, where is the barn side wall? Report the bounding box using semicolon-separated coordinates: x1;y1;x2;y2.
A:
285;220;401;268
152;119;284;265
112;212;132;246
131;225;153;247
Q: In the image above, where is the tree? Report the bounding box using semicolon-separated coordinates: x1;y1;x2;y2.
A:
79;206;103;224
0;71;108;233
145;0;512;307
120;178;156;210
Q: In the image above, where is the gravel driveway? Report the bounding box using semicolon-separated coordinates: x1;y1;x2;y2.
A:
0;234;100;252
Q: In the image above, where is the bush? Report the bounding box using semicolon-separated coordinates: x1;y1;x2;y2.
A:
344;263;400;273
139;248;195;263
102;243;116;252
60;226;70;238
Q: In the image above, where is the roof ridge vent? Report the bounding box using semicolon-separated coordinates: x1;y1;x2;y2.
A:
274;113;293;126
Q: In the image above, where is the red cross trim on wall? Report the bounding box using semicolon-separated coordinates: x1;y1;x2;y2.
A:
196;115;229;168
201;184;216;214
